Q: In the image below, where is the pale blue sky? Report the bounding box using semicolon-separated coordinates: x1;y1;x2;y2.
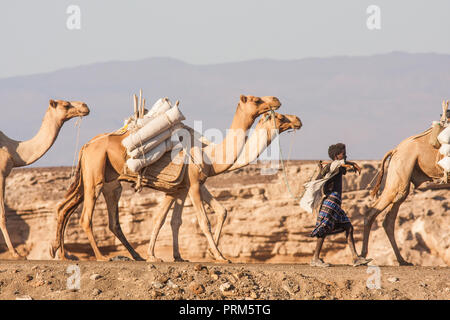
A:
1;0;450;78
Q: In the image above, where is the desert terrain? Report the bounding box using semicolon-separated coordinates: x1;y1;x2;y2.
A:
0;161;448;300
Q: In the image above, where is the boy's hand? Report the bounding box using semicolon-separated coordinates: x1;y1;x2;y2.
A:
352;162;362;175
343;161;361;175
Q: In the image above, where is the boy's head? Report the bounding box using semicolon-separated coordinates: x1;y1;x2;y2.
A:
328;143;346;161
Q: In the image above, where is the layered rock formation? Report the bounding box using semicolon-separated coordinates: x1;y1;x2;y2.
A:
1;161;448;266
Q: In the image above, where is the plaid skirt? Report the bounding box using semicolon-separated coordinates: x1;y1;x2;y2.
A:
310;192;351;238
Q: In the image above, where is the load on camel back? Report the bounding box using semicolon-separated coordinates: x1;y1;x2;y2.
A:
429;100;450;183
117;90;191;191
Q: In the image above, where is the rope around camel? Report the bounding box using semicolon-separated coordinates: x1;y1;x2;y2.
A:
269;110;303;201
68;117;83;186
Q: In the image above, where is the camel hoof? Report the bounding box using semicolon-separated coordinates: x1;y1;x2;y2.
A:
147;256;164;263
62;253;79;261
10;253;27;261
399;261;413;266
109;255;133;262
214;257;231;264
96;256;110;262
133;256;146;262
174;257;189;262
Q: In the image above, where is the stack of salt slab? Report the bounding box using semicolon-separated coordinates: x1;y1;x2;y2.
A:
122;98;185;173
437;124;450;173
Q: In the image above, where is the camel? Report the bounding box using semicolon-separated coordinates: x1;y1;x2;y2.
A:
50;111;301;262
50;95;281;262
0;99;90;259
169;112;302;261
361;101;449;265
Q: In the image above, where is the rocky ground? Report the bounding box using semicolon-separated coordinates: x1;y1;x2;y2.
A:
1;161;448;266
0;162;448;300
0;260;448;300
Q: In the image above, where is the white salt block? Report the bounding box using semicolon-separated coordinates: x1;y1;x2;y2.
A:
437;156;450;172
128;124;182;159
122;105;185;151
437;126;450;144
136;98;172;127
439;144;450;157
126;139;174;173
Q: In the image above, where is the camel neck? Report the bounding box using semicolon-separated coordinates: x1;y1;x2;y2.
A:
228;126;276;171
14;108;63;166
205;104;255;175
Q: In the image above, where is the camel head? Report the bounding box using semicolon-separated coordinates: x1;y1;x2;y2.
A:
258;112;302;134
48;99;90;122
238;95;281;120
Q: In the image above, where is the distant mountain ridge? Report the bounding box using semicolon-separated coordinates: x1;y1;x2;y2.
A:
1;52;450;166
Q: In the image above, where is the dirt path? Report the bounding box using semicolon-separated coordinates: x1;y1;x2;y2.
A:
0;260;448;300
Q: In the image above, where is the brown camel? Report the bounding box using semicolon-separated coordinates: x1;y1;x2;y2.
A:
362;101;449;265
50;95;281;262
50;111;301;262
0;99;89;259
169;112;302;261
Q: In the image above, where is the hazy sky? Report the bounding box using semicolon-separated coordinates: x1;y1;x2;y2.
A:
1;0;450;78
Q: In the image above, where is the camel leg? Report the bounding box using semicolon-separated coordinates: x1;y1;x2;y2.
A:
362;156;415;259
200;186;227;245
0;168;24;260
79;182;108;261
170;193;188;262
361;195;394;258
147;193;176;262
188;184;230;263
102;181;144;261
383;201;413;266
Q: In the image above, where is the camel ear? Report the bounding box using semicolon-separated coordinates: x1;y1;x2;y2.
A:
240;95;247;103
49;99;57;108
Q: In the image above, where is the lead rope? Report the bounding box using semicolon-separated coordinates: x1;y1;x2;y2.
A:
68;117;83;186
269;110;303;201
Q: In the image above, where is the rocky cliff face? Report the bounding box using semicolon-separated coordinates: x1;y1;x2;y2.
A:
1;161;448;266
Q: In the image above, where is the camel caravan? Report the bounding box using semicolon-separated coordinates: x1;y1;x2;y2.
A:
0;93;449;267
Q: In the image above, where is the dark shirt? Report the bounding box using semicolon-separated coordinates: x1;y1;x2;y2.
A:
317;164;346;197
325;168;345;196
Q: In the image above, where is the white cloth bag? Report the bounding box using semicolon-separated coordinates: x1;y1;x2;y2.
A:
299;160;345;214
126;139;175;173
439;144;450;157
437;156;450;172
122;105;185;151
136;98;172;127
127;124;182;159
437;126;450;144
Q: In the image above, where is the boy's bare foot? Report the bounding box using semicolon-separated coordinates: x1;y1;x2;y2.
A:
310;258;330;267
353;256;372;267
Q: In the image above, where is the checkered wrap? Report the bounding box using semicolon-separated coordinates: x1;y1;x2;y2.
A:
310;192;351;238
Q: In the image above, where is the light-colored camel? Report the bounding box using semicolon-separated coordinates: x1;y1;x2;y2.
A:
50;95;281;262
0;99;89;259
169;112;302;261
362;101;449;265
50;111;301;262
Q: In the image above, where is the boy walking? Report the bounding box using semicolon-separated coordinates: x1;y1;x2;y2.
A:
310;143;372;267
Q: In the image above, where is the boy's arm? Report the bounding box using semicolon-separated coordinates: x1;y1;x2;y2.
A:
343;161;361;175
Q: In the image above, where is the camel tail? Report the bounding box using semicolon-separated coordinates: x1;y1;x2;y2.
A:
64;146;84;200
370;149;394;198
50;146;86;258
